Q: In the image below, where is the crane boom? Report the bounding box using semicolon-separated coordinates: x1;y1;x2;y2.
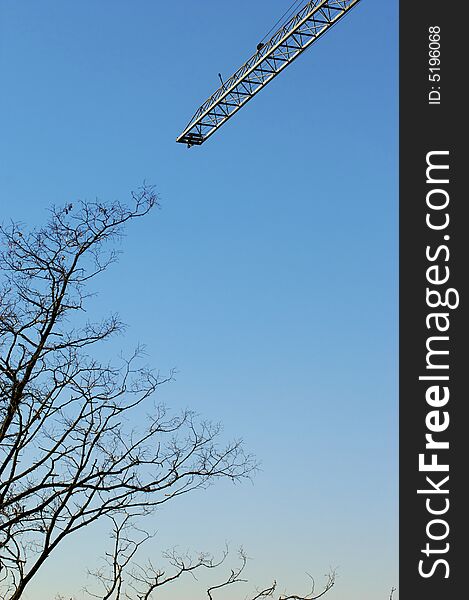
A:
176;0;361;146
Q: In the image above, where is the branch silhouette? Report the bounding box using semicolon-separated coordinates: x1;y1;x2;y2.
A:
0;187;254;599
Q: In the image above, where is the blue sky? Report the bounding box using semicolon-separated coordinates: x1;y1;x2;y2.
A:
0;1;398;598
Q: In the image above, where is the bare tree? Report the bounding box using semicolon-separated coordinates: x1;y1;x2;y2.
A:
84;517;337;600
0;186;354;600
0;187;254;599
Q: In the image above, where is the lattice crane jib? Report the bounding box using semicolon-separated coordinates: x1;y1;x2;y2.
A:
176;0;361;147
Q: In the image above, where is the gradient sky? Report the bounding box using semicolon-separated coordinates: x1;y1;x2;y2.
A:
0;1;398;598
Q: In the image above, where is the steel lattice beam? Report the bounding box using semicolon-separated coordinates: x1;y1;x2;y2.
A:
176;0;361;146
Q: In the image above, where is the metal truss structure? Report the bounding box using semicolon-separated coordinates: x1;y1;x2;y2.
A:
176;0;361;147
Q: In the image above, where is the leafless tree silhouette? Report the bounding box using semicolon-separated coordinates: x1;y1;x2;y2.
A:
84;517;337;600
0;186;369;600
0;187;255;599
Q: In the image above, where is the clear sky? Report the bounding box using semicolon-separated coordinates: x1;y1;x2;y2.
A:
0;1;397;599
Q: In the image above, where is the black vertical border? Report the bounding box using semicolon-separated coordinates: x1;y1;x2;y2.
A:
400;1;466;598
